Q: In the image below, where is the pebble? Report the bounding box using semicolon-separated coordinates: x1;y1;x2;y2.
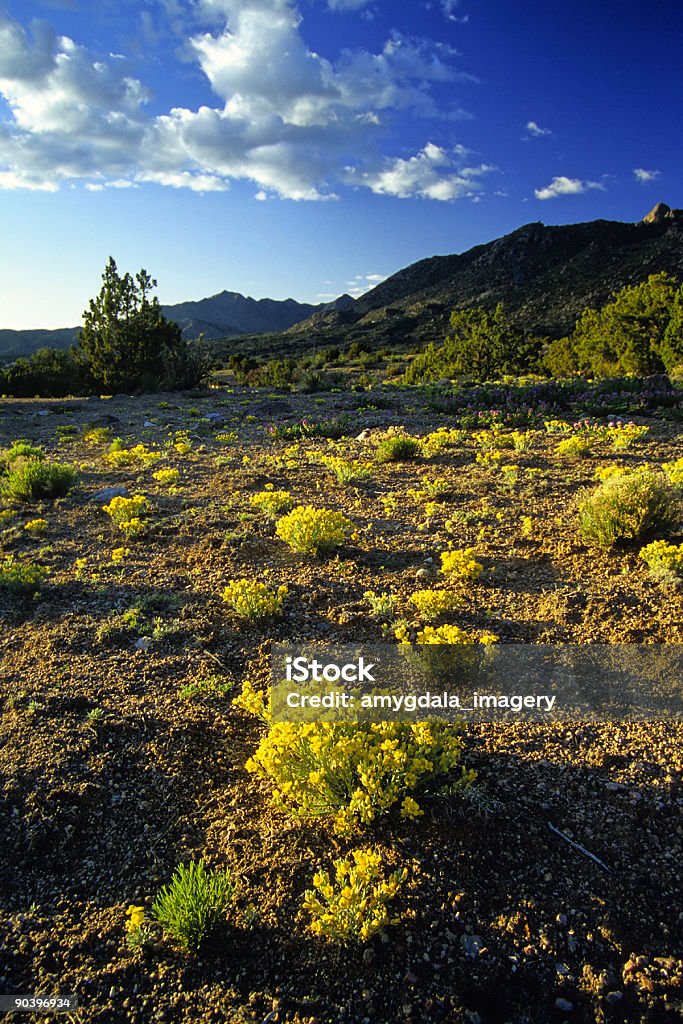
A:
461;934;484;959
554;998;574;1012
90;485;130;502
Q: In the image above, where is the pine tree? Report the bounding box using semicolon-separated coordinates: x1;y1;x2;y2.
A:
78;257;184;392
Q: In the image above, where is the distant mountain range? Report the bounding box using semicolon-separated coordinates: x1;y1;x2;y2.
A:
0;291;353;361
2;203;681;363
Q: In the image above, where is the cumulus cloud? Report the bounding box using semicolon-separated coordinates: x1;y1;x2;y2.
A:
344;272;387;298
0;2;482;200
633;167;660;183
524;120;551;138
534;175;604;200
357;142;493;200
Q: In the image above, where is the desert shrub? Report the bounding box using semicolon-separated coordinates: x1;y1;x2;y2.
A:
1;441;44;467
363;590;397;619
440;548;484;581
238;681;474;835
639;540;683;583
375;435;421;463
104;442;161;467
662;457;683;491
578;469;678;547
24;518;48;535
1;459;76;502
249;489;294;519
152;860;235;951
222;579;288;619
555;436;591;459
409;589;462;620
152;468;180;486
0;556;48;594
607;423;649;450
303;849;407;944
276;506;354;555
420;428;466;457
103;494;149;536
320;456;373;485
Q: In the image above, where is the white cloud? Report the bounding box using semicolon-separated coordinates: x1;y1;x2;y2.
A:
633;167;660;183
326;0;373;10
441;1;468;23
534;175;604;200
358;142;493;200
0;3;482;200
525;120;551;138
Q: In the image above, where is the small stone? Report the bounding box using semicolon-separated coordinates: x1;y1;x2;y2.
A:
554;998;573;1012
605;992;623;1005
461;934;484;959
556;914;568;927
91;485;129;502
416;568;430;579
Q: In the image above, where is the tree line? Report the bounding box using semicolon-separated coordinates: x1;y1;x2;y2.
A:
404;272;683;384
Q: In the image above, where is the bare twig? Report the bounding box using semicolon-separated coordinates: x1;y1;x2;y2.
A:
547;821;611;873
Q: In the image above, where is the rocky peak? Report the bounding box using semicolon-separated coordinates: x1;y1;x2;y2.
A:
642;202;683;224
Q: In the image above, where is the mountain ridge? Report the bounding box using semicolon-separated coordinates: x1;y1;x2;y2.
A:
2;204;681;362
283;205;683;351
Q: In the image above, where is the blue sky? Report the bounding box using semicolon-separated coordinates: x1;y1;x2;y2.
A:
0;0;679;328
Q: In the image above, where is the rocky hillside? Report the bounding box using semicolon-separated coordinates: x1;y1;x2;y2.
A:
285;203;683;352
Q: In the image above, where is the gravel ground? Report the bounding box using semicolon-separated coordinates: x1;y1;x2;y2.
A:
0;386;681;1024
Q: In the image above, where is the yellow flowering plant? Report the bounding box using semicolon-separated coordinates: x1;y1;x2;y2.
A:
662;457;683;490
103;494;149;537
24;518;48;535
222;579;288;619
152;468;180;486
276;505;354;556
104;442;161;468
303;848;407;944
639;540;683;583
240;680;474;834
249;489;294;519
409;589;462;620
555;436;591;459
440;548;483;581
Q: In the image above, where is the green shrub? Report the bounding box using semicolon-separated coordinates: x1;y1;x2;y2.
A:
152;859;235;951
375;435;421;463
0;556;48;594
1;459;77;502
578;469;679;548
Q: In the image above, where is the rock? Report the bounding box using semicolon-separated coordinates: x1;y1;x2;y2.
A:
416;568;430;579
91;485;129;502
205;412;225;422
554;998;574;1012
642;202;683;224
605;992;623;1005
356;429;372;441
461;934;484;959
143;420;155;428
